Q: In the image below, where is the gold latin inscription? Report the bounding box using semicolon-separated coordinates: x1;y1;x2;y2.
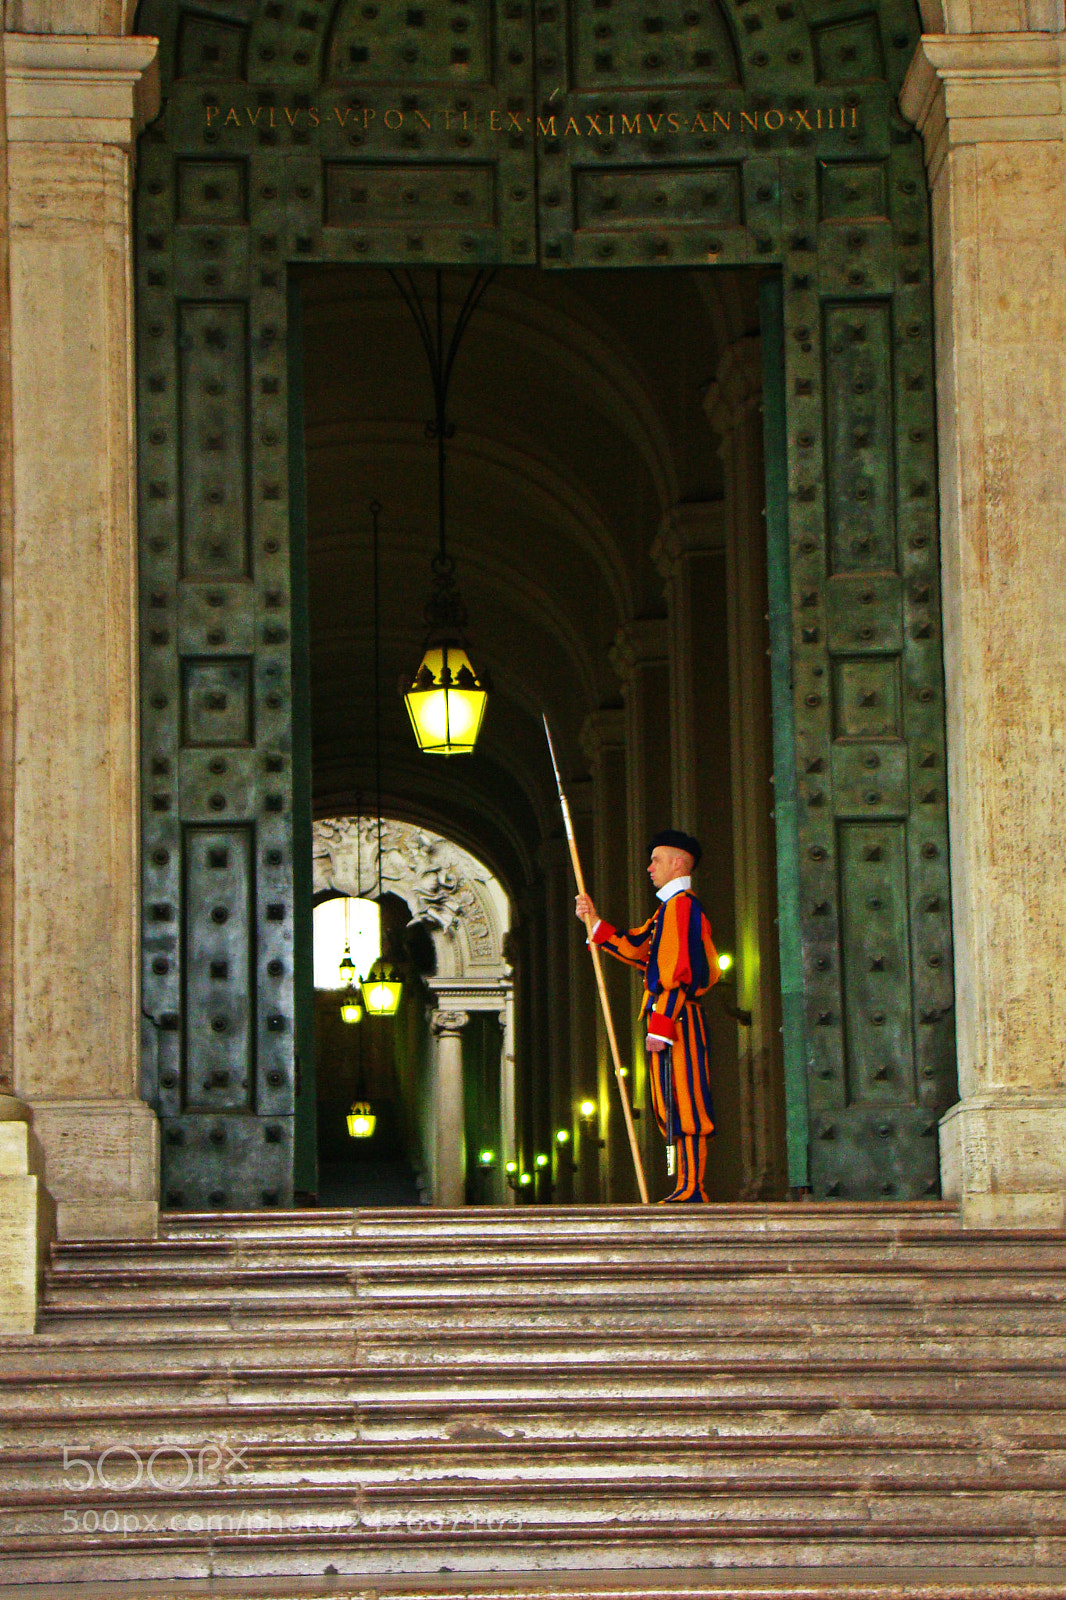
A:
204;104;861;137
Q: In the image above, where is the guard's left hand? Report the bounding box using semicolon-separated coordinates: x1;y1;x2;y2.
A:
647;1036;667;1052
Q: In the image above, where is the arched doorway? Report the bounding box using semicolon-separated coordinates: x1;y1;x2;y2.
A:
312;815;513;1205
135;0;957;1210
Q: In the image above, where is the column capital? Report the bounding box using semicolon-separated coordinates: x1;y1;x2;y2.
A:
901;33;1066;185
609;617;668;683
4;32;160;149
651;501;726;580
702;335;763;438
431;1008;469;1038
579;707;626;766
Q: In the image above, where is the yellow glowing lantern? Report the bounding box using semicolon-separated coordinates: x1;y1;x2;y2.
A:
346;1101;377;1139
339;992;363;1025
403;640;488;757
718;951;734;975
361;957;403;1017
392;270;494;759
555;1129;570;1145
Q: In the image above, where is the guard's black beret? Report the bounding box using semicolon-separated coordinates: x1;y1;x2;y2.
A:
649;829;702;867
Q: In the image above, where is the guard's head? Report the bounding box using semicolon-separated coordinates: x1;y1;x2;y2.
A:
647;829;702;889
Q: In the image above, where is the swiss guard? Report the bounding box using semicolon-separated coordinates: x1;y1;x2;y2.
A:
574;829;719;1203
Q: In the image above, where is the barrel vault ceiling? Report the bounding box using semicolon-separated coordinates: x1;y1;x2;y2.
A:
299;264;762;894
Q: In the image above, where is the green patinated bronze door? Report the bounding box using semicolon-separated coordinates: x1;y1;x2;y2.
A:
135;0;956;1206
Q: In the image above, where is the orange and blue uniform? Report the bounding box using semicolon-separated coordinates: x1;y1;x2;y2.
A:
592;890;718;1201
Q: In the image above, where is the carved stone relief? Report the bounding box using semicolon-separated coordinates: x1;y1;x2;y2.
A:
312;816;509;978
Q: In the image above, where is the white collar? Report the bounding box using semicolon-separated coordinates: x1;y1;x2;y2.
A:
656;875;691;903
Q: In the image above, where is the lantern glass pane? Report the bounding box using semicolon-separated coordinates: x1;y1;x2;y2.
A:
362;978;403;1016
404;644;487;755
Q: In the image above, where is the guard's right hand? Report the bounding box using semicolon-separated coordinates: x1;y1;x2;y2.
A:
575;893;597;924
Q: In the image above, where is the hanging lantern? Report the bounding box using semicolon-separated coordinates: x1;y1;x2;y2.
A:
362;956;403;1016
346;1101;377;1138
338;946;356;988
387;270;495;758
402;557;488;757
404;639;488;756
339;990;363;1025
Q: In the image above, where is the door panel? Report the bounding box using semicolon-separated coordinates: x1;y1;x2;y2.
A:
136;0;538;1208
535;0;955;1198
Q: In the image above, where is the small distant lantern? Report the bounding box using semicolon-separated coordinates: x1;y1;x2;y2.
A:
346;1101;377;1139
362;957;403;1017
339;991;363;1025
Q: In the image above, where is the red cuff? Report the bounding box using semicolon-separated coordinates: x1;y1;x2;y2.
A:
646;1011;678;1043
591;921;615;946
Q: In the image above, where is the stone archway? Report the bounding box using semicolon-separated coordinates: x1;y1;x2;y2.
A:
313;816;513;1204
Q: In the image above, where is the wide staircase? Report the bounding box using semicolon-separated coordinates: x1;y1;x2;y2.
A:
1;1203;1066;1599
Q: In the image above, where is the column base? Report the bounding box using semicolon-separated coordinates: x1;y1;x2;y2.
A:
940;1093;1066;1229
29;1097;158;1240
0;1098;55;1332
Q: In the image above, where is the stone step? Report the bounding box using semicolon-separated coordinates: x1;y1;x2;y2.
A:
28;1299;1066;1343
3;1405;1058;1453
39;1264;1066;1308
7;1478;1066;1530
0;1500;1062;1586
44;1240;1066;1279
4;1436;1065;1494
8;1330;1066;1376
1;1568;1064;1600
2;1354;1063;1409
154;1200;962;1237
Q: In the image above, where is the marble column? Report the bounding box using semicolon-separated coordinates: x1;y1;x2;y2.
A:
609;620;672;922
536;834;572;1203
902;36;1066;1226
652;503;741;1201
565;778;599;1203
430;1009;469;1208
499;988;516;1204
703;343;788;1200
608;619;671;1197
2;36;160;1240
579;707;640;1202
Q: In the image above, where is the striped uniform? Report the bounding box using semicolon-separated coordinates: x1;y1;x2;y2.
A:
592;891;718;1202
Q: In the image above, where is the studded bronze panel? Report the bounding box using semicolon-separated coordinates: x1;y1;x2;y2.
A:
537;0;954;1199
136;0;537;1208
